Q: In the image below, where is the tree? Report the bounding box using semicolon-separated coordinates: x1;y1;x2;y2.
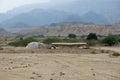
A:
102;36;118;46
20;37;23;40
68;34;76;39
87;33;98;40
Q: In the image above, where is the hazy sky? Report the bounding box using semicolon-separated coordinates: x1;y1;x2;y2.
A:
0;0;119;13
0;0;50;12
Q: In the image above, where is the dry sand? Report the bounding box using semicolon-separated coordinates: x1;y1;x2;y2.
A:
93;46;120;53
0;47;120;80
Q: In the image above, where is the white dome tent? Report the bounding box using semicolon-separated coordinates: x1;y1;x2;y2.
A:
26;42;44;49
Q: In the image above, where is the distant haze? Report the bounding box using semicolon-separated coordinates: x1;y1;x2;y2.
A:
0;0;120;30
0;0;50;13
0;0;119;13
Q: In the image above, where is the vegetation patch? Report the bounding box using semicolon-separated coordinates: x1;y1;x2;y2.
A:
68;34;76;39
91;51;98;54
86;40;99;46
8;37;38;47
43;38;60;44
101;36;118;46
43;38;84;44
100;50;110;53
112;52;120;56
86;33;98;40
0;47;4;50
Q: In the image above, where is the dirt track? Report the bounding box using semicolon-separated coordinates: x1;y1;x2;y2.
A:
0;53;120;80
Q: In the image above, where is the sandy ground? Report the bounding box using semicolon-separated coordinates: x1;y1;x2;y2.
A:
93;46;120;53
0;47;120;80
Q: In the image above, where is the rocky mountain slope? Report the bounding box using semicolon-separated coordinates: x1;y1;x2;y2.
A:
19;23;120;37
0;28;15;40
0;0;120;29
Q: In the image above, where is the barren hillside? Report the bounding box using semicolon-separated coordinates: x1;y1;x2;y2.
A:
0;28;15;40
19;23;120;37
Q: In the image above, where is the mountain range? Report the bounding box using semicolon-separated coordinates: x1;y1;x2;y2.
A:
0;0;120;30
0;28;15;39
19;22;120;37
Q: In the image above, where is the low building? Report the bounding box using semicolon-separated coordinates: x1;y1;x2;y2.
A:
49;43;89;49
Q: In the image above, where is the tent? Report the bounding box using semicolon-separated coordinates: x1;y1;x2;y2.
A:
26;42;44;49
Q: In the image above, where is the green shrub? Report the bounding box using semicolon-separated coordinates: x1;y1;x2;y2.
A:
105;50;110;53
86;33;98;40
63;39;81;43
100;50;110;53
43;38;60;44
86;40;98;46
91;51;97;54
0;47;3;50
117;37;120;42
112;52;120;56
101;36;118;46
8;37;38;47
68;34;76;39
101;50;105;53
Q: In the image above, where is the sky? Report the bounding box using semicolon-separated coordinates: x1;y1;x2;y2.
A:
0;0;119;13
0;0;50;12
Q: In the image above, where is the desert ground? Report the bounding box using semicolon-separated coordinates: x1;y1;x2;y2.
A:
0;46;120;80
